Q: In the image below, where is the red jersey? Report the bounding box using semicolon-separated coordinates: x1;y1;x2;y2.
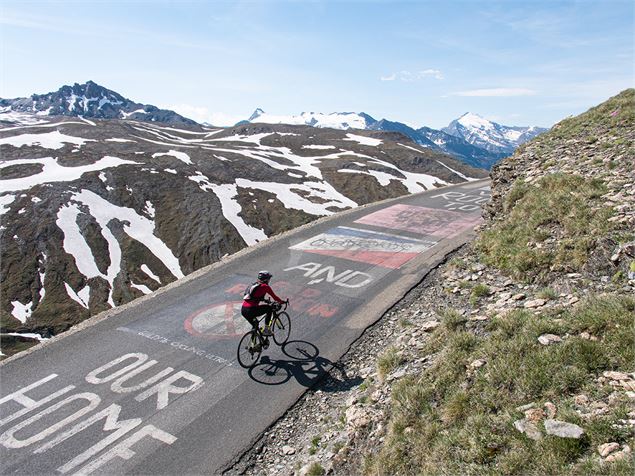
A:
242;283;283;308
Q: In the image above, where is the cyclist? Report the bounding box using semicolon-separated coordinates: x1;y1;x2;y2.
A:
241;270;285;336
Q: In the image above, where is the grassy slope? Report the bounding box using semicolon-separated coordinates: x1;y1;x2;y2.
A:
367;90;635;475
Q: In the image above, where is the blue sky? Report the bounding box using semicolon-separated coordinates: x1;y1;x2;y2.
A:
1;0;633;128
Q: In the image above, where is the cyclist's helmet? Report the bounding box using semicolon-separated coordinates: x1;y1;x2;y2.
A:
257;270;272;283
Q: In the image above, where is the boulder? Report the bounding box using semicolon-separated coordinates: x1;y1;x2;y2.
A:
544;419;585;439
538;334;562;345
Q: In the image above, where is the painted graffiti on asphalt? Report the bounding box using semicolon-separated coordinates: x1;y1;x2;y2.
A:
0;353;203;474
183;277;342;340
284;262;373;288
355;204;483;238
431;188;491;211
118;326;233;365
290;226;437;269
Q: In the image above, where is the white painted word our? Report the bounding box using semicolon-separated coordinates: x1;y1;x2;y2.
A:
0;352;204;474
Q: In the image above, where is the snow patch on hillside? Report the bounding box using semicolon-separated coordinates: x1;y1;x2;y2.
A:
236;178;357;216
0;130;95;150
211;133;274;145
303;145;336;150
210;183;267;245
141;264;161;284
65;283;89;309
131;282;153;295
152;150;192;164
56;190;184;307
2;332;49;342
11;300;32;323
0;195;16;215
344;134;382;147
435;160;474;181
0;156;137;192
0;109;50;126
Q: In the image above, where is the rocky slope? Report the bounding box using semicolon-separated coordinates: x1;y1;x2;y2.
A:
0;81;197;126
228;90;634;475
0;114;485;357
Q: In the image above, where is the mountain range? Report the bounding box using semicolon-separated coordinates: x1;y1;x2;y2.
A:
245;109;548;170
1;82;548;170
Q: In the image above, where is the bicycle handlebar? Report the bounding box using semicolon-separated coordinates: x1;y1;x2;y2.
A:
262;298;289;312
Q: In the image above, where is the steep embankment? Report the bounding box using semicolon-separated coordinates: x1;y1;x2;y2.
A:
230;90;634;475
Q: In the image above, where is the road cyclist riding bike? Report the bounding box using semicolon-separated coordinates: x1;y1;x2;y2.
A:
237;271;291;368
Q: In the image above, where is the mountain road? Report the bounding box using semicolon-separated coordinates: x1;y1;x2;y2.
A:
0;178;490;475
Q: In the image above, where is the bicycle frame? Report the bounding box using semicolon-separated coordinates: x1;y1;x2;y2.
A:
237;299;291;368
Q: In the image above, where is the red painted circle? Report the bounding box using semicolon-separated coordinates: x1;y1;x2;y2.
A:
184;301;251;339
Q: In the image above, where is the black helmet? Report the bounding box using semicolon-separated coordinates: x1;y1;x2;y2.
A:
257;270;272;282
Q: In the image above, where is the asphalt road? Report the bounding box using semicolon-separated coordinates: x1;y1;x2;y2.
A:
0;179;490;475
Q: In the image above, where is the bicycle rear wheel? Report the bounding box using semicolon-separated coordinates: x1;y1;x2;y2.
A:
237;331;262;368
272;311;291;345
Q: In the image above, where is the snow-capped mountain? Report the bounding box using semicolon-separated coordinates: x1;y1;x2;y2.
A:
245;109;376;130
0;81;197;126
0;112;485;357
443;112;547;155
245;109;547;170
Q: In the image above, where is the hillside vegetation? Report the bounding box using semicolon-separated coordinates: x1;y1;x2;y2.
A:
363;89;634;474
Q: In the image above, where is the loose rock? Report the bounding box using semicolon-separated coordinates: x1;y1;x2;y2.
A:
524;298;547;308
538;334;562;345
513;419;543;441
598;442;620;458
345;405;371;429
420;321;441;332
544;419;585;439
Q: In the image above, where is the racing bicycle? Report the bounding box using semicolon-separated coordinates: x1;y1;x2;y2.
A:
237;299;291;369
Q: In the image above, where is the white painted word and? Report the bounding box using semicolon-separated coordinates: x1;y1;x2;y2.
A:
284;262;373;288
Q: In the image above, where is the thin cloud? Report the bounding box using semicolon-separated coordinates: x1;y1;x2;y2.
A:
381;69;444;82
451;88;537;97
1;9;230;54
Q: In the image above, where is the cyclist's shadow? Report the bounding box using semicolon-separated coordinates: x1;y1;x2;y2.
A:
247;340;362;390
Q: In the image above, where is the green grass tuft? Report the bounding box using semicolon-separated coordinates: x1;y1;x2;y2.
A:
368;294;635;475
377;346;404;380
306;462;325;476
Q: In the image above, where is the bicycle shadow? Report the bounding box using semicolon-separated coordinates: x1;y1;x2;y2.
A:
247;340;363;390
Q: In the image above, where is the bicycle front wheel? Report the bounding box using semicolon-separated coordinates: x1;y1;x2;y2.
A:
272;312;291;345
237;331;261;368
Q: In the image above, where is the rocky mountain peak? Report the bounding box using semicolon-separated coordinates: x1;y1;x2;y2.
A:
249;108;266;121
456;112;496;130
443;113;547;155
1;81;198;126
